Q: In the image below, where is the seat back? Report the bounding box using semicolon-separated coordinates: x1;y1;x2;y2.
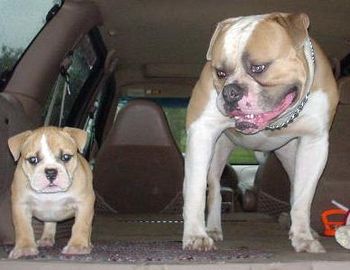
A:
0;93;36;244
93;99;184;213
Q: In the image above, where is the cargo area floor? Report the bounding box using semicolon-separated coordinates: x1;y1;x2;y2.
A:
1;213;349;269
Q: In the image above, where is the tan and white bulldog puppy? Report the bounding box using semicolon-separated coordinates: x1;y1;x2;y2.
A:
8;126;95;259
182;13;339;253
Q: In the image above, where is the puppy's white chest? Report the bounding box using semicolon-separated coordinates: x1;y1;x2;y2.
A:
30;193;76;222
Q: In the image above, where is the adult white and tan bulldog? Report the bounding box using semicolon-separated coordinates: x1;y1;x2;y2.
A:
8;126;95;259
182;13;339;253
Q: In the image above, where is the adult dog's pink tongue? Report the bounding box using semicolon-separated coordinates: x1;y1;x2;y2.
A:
230;91;296;133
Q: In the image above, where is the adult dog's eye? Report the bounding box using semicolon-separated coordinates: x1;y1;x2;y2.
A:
251;64;266;74
216;69;227;79
27;156;40;165
61;154;72;162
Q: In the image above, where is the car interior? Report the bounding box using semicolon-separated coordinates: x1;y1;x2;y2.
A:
0;0;350;268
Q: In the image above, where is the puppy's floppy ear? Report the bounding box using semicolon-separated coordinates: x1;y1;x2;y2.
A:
206;17;240;61
8;130;32;161
63;127;88;153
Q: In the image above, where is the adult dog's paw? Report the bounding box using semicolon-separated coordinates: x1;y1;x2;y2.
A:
207;229;223;241
183;235;216;251
291;236;326;253
8;246;39;259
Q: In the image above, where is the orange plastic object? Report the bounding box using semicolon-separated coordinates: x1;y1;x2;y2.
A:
321;209;347;236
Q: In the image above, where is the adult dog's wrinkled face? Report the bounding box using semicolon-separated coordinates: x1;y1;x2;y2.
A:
207;13;310;134
8;127;87;193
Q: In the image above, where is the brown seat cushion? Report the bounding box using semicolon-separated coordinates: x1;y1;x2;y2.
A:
94;99;184;213
0;93;36;244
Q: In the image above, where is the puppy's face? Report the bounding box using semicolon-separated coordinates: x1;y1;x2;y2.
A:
9;127;87;193
208;13;310;134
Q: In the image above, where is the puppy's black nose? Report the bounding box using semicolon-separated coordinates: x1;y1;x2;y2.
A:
222;83;245;105
45;168;58;182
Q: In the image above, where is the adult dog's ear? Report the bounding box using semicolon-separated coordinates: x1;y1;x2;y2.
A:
8;130;32;161
287;13;310;48
273;13;310;49
206;18;240;61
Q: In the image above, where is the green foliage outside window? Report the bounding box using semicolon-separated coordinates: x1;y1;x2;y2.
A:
0;46;22;75
151;99;257;165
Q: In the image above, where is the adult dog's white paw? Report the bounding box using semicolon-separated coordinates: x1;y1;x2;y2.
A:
207;229;223;241
183;235;216;251
310;228;320;239
291;236;326;253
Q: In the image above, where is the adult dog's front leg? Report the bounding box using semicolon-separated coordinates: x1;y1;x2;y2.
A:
183;120;225;251
289;135;328;253
206;133;235;241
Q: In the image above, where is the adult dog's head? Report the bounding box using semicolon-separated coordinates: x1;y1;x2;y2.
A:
208;13;313;134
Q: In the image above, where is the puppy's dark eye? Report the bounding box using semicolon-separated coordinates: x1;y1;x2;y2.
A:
27;156;39;165
251;64;266;74
61;154;72;162
216;69;227;79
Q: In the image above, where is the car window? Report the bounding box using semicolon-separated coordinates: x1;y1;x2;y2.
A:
43;35;98;126
116;97;257;165
0;0;62;87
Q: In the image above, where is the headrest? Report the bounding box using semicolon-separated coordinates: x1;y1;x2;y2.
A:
106;99;176;146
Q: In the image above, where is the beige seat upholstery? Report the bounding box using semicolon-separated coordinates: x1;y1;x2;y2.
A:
0;93;36;244
93;99;184;213
254;76;350;233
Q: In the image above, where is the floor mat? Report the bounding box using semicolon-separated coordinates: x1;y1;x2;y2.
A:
2;240;273;263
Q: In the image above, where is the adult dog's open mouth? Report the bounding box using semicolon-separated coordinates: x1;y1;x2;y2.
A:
229;89;298;134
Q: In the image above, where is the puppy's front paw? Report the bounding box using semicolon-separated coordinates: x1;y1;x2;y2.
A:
62;244;92;255
207;229;223;241
37;237;55;248
9;246;39;259
183;234;216;251
291;236;326;253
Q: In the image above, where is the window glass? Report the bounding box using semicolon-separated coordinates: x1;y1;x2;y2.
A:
116;97;257;165
43;35;97;126
0;0;62;79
